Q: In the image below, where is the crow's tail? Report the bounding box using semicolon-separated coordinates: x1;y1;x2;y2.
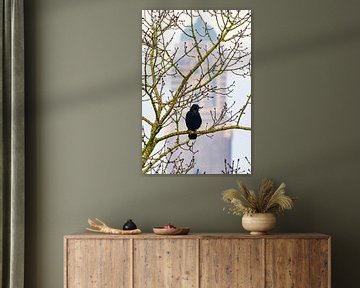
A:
188;132;197;140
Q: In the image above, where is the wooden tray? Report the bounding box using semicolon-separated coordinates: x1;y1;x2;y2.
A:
153;227;190;235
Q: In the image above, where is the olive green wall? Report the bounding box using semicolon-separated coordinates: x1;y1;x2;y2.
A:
24;0;360;287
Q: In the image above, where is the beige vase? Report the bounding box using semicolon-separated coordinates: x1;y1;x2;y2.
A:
242;213;276;235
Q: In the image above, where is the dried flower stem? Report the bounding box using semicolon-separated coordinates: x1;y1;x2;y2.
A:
86;218;142;235
222;179;294;216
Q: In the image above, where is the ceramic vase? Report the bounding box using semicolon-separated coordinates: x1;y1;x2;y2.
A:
242;213;276;235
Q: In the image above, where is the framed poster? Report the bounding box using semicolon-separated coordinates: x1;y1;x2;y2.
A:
142;10;251;174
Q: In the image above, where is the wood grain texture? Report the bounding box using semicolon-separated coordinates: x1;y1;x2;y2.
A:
265;239;310;288
133;239;197;288
64;234;330;288
200;239;264;288
310;239;329;288
66;239;131;288
65;233;330;240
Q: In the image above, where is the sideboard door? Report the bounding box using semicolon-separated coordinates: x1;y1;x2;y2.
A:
134;239;198;288
66;239;131;288
200;239;264;288
266;239;309;288
309;239;330;288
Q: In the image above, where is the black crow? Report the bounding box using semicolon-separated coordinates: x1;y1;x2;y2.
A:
185;104;202;140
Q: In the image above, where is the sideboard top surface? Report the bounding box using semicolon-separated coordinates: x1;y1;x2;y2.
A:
64;232;330;240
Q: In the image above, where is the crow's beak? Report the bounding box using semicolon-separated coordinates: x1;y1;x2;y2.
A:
199;106;203;109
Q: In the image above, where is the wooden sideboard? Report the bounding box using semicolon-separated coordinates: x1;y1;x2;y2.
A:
64;233;330;288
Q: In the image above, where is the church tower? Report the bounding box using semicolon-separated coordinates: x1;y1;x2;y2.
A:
168;17;232;174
